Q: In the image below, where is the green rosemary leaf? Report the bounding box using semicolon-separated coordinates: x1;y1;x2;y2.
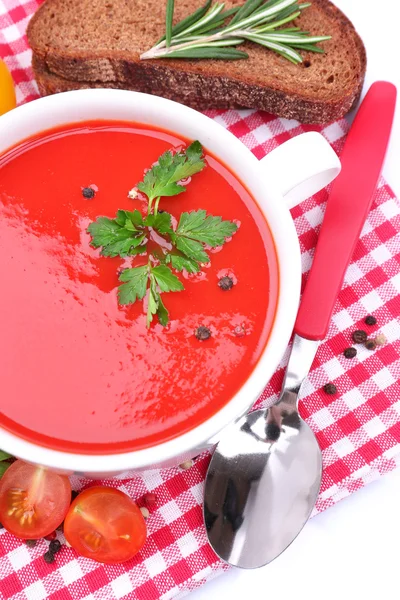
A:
160;47;249;60
0;451;12;461
265;33;331;44
242;32;302;62
175;3;225;39
253;10;301;32
226;0;298;32
166;0;174;47
290;43;325;53
157;0;212;43
230;0;266;26
183;6;239;36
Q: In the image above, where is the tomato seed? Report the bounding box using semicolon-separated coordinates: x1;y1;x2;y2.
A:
375;333;387;346
179;460;194;470
140;506;150;519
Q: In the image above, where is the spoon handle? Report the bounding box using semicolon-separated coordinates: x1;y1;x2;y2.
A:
294;81;397;341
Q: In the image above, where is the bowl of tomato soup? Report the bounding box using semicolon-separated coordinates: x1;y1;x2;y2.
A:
0;90;340;476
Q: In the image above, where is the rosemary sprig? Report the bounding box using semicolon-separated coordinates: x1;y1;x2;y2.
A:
141;0;330;63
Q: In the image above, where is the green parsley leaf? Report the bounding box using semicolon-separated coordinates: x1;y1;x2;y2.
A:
152;265;184;292
156;294;169;326
144;212;173;234
115;209;144;229
118;263;184;328
172;236;209;263
137;141;205;202
147;278;159;328
167;254;200;273
88;213;147;257
118;265;149;305
175;209;238;246
0;450;12;462
0;462;11;478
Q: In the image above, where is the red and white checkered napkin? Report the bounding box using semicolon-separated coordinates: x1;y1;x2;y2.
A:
1;1;400;598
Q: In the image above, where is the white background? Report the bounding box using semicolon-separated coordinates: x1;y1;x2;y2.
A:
191;1;400;599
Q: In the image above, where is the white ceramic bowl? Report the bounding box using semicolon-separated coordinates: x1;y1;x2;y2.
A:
0;90;340;477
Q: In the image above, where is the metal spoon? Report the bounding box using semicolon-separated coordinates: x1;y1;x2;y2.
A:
204;81;397;569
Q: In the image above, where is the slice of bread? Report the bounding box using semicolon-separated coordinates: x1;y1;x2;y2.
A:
28;0;366;124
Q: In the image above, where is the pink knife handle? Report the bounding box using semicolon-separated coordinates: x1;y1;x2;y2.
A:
294;81;397;341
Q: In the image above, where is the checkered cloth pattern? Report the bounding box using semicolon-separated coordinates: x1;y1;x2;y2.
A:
1;1;400;598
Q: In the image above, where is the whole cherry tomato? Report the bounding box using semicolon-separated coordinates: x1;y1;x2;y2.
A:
64;487;147;563
0;59;16;115
0;460;71;539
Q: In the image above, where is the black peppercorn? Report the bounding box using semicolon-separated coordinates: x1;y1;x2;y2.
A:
25;539;37;548
43;551;55;564
49;539;62;554
365;315;377;326
352;330;367;344
323;383;337;395
195;326;211;341
365;339;377;351
71;490;79;501
82;187;95;199
343;347;357;359
218;276;234;291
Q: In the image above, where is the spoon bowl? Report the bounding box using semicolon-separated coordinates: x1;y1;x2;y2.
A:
204;336;322;569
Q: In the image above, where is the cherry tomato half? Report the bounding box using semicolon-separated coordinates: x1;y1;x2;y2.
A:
0;460;71;539
64;487;147;564
0;59;16;116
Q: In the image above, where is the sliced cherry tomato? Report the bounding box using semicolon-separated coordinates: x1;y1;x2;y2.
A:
64;487;147;564
0;59;16;116
0;460;71;539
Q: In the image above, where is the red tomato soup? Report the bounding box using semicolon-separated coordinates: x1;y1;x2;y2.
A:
0;121;278;453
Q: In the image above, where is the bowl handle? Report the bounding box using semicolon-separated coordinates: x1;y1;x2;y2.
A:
258;131;341;209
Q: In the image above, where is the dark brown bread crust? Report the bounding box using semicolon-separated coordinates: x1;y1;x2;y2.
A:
28;0;366;124
33;53;365;124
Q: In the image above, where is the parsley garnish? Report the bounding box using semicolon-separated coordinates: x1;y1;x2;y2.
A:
137;140;205;214
87;141;238;328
